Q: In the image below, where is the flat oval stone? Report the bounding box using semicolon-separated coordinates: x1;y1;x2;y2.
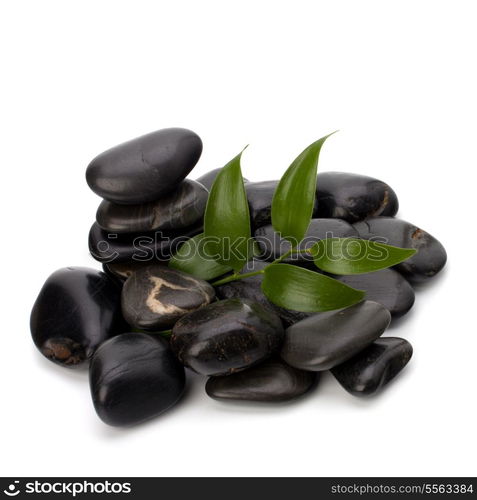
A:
121;265;215;330
281;301;391;371
335;269;415;318
353;217;447;283
171;299;284;376
246;181;318;229
196;168;249;191
88;221;202;263
86;128;202;204
316;172;399;222
30;267;125;367
206;358;317;402
331;337;413;396
89;333;185;426
96;180;208;233
254;218;358;262
216;260;311;326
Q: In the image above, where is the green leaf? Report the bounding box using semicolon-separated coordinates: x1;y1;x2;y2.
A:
310;238;417;275
168;233;232;280
261;263;365;312
204;149;252;272
271;132;337;244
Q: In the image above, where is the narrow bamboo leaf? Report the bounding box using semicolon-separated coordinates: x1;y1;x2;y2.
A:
310;238;417;275
168;233;232;281
204;149;252;272
261;263;365;312
271;132;337;244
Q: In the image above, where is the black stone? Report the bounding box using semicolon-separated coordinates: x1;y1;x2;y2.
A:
216;260;312;326
331;337;413;396
88;221;202;263
86;128;202;204
206;358;317;402
96;180;208;233
121;265;215;330
316;172;399;222
353;217;447;283
281;301;391;371
30;267;125;367
335;269;415;318
171;299;284;376
89;333;185;426
245;181;318;229
254;218;358;262
196;168;249;191
102;261;154;281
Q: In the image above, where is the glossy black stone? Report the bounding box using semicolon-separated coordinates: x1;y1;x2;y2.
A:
353;217;447;283
171;299;285;376
89;333;185;426
281;301;391;371
254;218;358;262
216;260;312;326
30;267;125;367
96;180;208;233
121;265;215;330
245;181;318;229
196;168;249;191
86;128;202;204
102;261;154;281
206;358;317;402
88;221;202;263
315;172;399;222
331;337;413;396
335;269;415;318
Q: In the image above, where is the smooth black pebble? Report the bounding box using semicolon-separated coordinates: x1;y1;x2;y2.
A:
96;179;208;233
353;217;447;283
216;260;311;326
88;221;202;263
206;359;317;402
196;168;249;191
171;299;284;376
331;337;413;396
335;269;415;318
254;218;358;262
89;333;185;426
121;265;215;330
30;267;125;366
316;172;399;222
86;128;202;204
281;301;391;371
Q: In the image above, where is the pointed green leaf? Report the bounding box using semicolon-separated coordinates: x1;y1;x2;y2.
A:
204;149;252;272
261;263;365;312
271;132;337;244
310;238;417;275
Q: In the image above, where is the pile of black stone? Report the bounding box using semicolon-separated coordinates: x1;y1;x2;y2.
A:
30;128;447;427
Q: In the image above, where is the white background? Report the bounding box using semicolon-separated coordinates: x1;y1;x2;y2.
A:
1;0;475;477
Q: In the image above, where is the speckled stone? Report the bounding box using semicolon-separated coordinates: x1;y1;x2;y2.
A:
331;337;413;396
315;171;399;222
254;218;358;262
196;168;249;191
86;128;202;204
281;301;391;371
89;333;185;426
216;260;312;326
206;358;318;402
96;180;208;233
171;299;284;376
335;269;415;318
88;221;202;263
30;267;125;367
353;217;447;283
121;265;215;330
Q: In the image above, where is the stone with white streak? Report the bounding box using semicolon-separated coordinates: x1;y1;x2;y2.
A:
121;265;215;330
